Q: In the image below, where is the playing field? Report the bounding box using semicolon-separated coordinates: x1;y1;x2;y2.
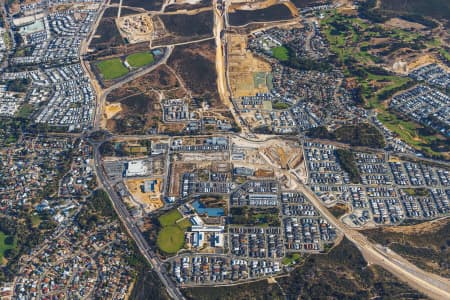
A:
157;209;187;254
272;46;289;61
177;217;192;229
157;225;185;254
126;52;154;68
158;209;182;227
97;58;129;80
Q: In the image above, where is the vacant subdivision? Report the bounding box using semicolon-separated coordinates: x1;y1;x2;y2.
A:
227;34;272;98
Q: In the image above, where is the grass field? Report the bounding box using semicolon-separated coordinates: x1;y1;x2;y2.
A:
157;209;187;254
177;218;192;229
97;58;129;80
282;253;301;265
31;214;41;228
157;225;185;254
158;209;182;227
440;49;450;62
272;46;289;61
0;231;17;263
126;52;154;68
272;102;290;109
3;32;10;48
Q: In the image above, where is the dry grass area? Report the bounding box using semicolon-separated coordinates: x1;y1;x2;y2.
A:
125;177;164;212
364;217;450;277
407;54;441;71
384;18;426;30
384;217;449;235
227;34;272;97
254;169;274;177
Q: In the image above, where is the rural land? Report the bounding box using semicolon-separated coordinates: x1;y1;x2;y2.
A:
0;0;449;299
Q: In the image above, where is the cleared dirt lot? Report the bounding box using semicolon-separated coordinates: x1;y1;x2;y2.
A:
117;13;154;44
105;102;122;119
227;34;272;98
125;177;164;212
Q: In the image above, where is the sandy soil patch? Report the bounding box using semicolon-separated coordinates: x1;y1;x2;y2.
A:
384;18;426;30
384;217;449;235
227;34;272;98
125;177;164;212
105;102;123;119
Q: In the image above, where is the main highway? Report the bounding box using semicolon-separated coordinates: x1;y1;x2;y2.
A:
91;141;185;300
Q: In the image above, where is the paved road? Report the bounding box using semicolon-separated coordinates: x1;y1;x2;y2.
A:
92;142;185;299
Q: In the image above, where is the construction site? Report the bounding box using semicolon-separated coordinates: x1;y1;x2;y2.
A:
116;13;154;44
230;136;307;189
125;177;164;212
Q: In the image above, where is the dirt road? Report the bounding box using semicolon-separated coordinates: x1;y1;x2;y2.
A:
213;0;250;135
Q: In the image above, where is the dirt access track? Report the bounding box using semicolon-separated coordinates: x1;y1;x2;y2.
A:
382;217;449;235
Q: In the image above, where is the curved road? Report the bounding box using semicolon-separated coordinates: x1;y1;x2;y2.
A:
93;46;173;129
297;183;450;299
